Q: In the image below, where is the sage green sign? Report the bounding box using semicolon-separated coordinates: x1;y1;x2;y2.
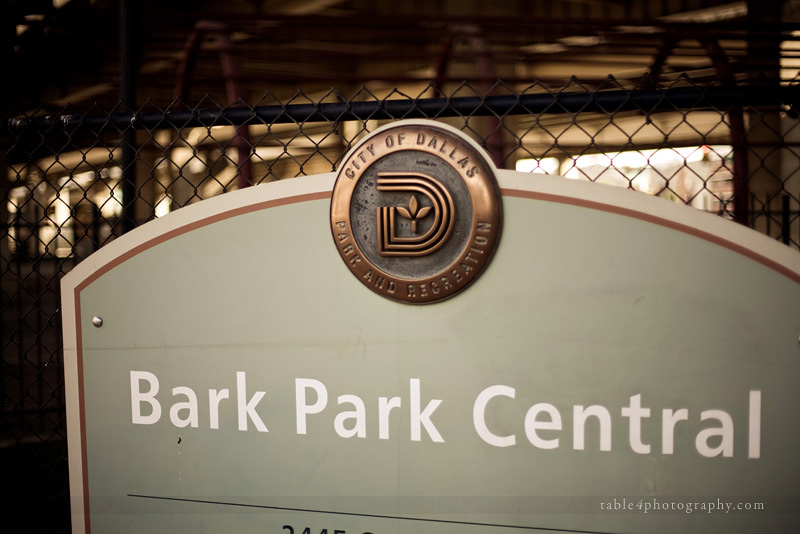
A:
63;169;800;534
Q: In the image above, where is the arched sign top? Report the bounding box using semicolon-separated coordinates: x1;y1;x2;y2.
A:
62;123;800;534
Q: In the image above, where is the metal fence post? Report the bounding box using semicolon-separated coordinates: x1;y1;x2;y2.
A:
120;0;138;234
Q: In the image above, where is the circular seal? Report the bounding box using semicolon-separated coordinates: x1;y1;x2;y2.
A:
331;120;502;304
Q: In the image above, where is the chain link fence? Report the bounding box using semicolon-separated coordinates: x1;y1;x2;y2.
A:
2;77;799;530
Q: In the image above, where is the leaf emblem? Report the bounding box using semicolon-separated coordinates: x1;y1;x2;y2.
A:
395;195;433;234
409;195;419;216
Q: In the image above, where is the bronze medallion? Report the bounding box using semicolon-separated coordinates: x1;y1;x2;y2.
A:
330;120;502;304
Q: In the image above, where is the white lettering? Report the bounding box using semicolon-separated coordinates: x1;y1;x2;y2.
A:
696;409;734;457
170;386;198;428
379;396;402;440
473;385;516;447
524;403;561;449
749;390;761;459
296;378;328;434
335;394;367;438
209;388;229;430
662;408;688;454
131;371;161;425
125;370;760;461
573;405;612;451
237;371;268;432
410;378;444;442
621;394;650;454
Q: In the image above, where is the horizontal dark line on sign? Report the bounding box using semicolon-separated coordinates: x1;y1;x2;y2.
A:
127;494;616;534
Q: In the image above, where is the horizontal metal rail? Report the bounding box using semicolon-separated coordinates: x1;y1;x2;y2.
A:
4;84;797;134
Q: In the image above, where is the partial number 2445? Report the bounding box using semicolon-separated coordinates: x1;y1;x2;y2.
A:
283;527;373;534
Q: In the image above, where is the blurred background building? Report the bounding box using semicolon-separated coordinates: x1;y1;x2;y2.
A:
2;0;795;108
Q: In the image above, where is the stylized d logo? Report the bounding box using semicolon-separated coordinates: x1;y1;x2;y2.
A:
376;172;455;257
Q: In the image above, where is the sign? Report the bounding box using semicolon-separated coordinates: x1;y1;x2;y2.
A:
63;120;800;534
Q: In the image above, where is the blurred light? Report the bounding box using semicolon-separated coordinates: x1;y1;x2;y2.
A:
558;35;602;47
520;43;568;54
516;157;560;174
154;196;172;218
